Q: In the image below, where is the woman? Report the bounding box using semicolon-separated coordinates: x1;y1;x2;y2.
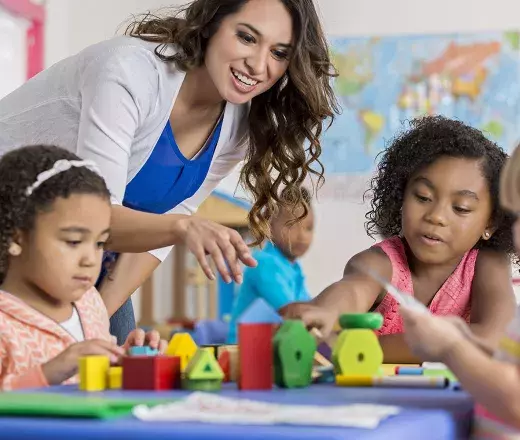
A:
0;0;338;343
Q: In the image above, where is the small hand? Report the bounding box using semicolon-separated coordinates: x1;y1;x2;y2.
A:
279;302;339;339
174;216;257;284
123;328;168;354
42;339;124;385
400;306;467;362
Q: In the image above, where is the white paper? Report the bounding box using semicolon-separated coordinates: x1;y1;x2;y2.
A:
133;392;401;429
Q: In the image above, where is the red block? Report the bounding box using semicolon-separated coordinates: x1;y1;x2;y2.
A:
218;350;230;382
122;355;180;390
238;323;273;390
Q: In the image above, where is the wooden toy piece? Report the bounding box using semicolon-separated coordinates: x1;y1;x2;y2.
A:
182;348;224;391
165;332;197;372
108;366;122;389
218;350;231;382
128;346;159;356
332;329;383;376
218;345;239;382
79;355;109;392
273;320;317;388
122;355;181;390
238;323;273;390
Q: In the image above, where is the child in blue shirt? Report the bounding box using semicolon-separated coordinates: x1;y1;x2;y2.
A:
227;188;314;343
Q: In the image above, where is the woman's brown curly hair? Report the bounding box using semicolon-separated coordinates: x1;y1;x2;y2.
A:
124;0;338;245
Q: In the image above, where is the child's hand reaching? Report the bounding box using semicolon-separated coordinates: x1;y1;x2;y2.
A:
279;302;339;339
400;306;468;362
42;339;125;386
122;328;168;354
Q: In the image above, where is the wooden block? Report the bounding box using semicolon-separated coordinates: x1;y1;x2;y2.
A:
185;348;224;380
273;320;316;388
238;323;273;390
165;333;197;372
79;355;109;392
218;345;239;382
332;329;383;376
218;350;231;382
122;355;181;390
128;346;158;356
108;366;122;389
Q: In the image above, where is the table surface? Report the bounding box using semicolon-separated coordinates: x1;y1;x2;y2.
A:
0;383;473;440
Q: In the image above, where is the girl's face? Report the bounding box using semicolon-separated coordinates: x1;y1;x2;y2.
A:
401;156;494;266
11;194;111;304
204;0;294;105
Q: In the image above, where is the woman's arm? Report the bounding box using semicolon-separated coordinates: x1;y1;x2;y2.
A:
98;252;160;317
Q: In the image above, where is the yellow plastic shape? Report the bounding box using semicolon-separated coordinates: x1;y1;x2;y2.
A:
332;329;383;376
165;333;198;371
108;366;123;389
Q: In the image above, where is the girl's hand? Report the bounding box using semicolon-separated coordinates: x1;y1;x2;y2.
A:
174;216;258;284
279;302;339;339
400;306;467;362
42;339;124;385
123;328;168;353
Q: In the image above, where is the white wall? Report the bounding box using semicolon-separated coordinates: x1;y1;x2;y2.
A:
43;0;520;318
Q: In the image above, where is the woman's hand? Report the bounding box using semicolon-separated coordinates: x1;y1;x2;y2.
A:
174;216;257;284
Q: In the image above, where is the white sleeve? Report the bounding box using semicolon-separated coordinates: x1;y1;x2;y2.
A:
148;136;248;262
76;48;158;205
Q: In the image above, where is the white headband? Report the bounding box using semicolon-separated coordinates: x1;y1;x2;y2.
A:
25;159;102;197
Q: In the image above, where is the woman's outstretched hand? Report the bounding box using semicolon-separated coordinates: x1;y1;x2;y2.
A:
174;216;257;284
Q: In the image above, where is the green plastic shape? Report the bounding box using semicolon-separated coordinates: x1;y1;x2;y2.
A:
185;348;224;380
273;320;317;388
338;313;383;330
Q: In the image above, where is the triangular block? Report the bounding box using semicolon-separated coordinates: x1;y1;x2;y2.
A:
185;348;224;380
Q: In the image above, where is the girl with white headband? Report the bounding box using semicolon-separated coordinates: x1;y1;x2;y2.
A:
0;144;166;390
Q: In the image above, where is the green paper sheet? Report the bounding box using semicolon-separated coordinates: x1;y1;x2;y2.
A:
0;393;176;419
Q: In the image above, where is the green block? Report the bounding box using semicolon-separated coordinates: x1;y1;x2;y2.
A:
338;313;383;330
181;378;222;391
184;348;224;380
424;368;458;382
273;320;317;388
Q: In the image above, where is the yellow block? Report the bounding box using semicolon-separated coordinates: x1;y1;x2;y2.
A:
332;329;383;376
165;333;198;371
108;366;122;389
79;355;109;392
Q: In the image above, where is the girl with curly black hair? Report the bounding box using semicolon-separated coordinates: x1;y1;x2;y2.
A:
282;116;517;363
0;145;165;390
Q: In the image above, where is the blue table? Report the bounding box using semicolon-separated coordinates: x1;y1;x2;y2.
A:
0;383;473;439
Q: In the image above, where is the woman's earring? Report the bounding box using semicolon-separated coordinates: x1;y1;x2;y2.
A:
483;231;491;240
8;243;21;256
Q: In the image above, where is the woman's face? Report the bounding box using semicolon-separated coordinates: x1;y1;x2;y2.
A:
204;0;294;105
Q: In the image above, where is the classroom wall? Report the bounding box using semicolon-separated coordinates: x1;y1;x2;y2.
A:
43;0;520;320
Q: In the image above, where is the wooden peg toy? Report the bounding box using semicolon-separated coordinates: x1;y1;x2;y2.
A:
128;346;159;356
273;320;317;388
79;355;109;392
218;345;239;382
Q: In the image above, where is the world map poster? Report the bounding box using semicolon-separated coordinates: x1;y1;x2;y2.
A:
320;31;520;201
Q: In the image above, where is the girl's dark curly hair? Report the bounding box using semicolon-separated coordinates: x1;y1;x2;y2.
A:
124;0;338;245
365;115;517;261
0;145;110;283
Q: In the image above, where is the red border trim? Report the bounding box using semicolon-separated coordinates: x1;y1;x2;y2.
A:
0;0;45;79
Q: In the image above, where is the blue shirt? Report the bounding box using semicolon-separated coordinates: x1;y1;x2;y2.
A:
226;241;311;344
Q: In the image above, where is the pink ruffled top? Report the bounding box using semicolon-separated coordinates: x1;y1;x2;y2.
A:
372;236;478;335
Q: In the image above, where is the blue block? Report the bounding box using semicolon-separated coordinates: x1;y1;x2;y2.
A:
128;346;158;356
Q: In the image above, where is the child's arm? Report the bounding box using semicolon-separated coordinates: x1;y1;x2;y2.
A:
281;248;391;336
468;250;516;347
